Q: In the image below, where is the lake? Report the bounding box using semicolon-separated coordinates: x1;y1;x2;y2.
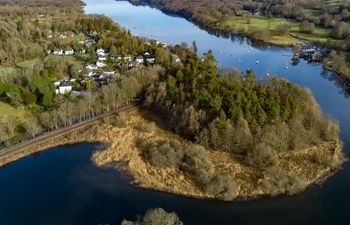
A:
0;1;349;224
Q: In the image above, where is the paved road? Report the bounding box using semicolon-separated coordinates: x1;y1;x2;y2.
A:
0;104;138;164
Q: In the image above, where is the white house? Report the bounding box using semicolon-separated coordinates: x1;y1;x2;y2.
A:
65;49;74;56
98;57;107;61
53;49;63;56
147;58;155;64
57;81;72;94
144;51;151;56
135;56;144;64
53;81;61;87
103;69;115;76
96;60;106;68
86;64;98;70
96;48;108;57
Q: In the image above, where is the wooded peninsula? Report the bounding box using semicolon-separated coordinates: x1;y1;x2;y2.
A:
0;0;346;201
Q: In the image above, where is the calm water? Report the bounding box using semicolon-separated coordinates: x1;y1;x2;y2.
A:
1;1;350;224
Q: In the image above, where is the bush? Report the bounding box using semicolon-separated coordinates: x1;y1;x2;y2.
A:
136;139;184;168
121;208;183;225
247;143;279;169
275;24;290;35
300;20;315;33
135;122;157;133
111;115;127;128
260;168;307;196
136;138;236;200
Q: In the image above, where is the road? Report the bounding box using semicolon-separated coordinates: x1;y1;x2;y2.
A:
0;104;138;165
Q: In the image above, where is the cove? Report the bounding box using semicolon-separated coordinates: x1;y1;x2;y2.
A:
0;1;349;225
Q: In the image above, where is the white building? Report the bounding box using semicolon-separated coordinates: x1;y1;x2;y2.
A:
147;58;155;64
53;49;63;56
135;56;144;64
96;60;106;68
86;64;98;70
65;49;74;56
96;48;108;57
98;57;107;61
56;81;72;94
103;69;115;76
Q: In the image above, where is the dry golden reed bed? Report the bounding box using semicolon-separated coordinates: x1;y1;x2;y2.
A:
0;109;345;200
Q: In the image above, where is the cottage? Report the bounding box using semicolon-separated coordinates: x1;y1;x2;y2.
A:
103;69;115;76
135;56;144;64
65;49;74;56
53;49;63;56
85;38;96;46
57;81;72;94
96;60;106;68
96;48;108;57
86;64;98;70
147;58;155;64
98;57;107;61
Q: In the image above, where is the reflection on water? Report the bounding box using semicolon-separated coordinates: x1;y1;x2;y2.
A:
320;69;350;98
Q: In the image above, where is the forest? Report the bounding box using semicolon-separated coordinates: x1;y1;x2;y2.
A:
144;47;340;179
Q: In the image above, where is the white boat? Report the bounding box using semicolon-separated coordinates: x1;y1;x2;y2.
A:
256;60;260;64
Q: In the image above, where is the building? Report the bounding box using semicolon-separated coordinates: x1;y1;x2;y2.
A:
147;58;155;64
135;56;144;64
56;81;72;94
65;49;74;56
86;64;98;70
103;69;115;76
98;57;107;61
96;48;108;57
96;60;106;68
53;49;63;56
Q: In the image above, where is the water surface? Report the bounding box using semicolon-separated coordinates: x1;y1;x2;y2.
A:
0;1;349;225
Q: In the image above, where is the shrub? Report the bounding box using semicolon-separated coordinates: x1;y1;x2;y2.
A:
260;168;307;196
300;20;315;33
135;122;157;133
247;143;279;169
136;139;184;168
121;208;183;225
136;138;236;200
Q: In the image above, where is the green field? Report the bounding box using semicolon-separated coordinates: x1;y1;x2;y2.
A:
222;15;339;46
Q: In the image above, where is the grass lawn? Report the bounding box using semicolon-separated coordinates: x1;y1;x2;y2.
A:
222;15;338;45
16;58;40;69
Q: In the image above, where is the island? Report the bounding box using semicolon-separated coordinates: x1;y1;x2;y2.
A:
0;0;346;202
